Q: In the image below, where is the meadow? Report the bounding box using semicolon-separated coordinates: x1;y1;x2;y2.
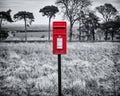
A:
3;24;79;41
3;24;120;41
0;42;120;96
3;24;49;41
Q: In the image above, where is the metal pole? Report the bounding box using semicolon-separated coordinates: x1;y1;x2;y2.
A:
58;54;61;96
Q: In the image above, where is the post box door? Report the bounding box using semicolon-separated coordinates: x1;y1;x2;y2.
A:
53;35;66;54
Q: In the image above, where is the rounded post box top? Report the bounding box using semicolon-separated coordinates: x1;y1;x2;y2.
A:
53;21;66;29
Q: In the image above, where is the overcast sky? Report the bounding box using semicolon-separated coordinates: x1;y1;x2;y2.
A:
0;0;120;25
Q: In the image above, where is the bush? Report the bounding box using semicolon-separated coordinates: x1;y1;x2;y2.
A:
0;30;8;41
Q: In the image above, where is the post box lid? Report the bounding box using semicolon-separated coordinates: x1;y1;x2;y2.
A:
53;21;66;29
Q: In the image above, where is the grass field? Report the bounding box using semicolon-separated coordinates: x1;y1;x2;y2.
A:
4;24;50;41
9;32;49;40
0;42;120;96
3;24;79;41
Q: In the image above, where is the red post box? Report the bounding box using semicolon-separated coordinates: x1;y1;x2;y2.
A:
52;21;67;54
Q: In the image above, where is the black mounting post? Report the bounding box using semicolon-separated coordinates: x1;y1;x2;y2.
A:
58;54;61;96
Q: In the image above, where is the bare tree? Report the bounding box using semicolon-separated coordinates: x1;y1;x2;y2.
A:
77;10;99;41
56;0;91;41
96;3;118;40
14;11;34;42
85;12;100;41
96;3;118;22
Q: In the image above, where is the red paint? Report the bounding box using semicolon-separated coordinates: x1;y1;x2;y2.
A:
52;21;67;54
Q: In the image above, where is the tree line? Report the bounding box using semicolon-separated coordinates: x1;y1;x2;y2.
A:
0;0;120;41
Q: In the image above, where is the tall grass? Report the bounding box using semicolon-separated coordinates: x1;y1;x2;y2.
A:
0;42;120;96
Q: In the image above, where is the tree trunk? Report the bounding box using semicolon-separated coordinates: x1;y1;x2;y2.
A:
79;30;81;41
111;31;114;41
48;17;51;41
79;21;81;41
105;30;108;41
0;18;2;41
92;29;95;41
69;22;73;42
24;18;27;42
87;30;90;41
113;77;117;96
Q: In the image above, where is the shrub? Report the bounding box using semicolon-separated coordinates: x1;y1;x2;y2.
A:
0;30;8;41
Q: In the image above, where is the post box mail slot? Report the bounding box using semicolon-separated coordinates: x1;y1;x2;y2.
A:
52;21;67;54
